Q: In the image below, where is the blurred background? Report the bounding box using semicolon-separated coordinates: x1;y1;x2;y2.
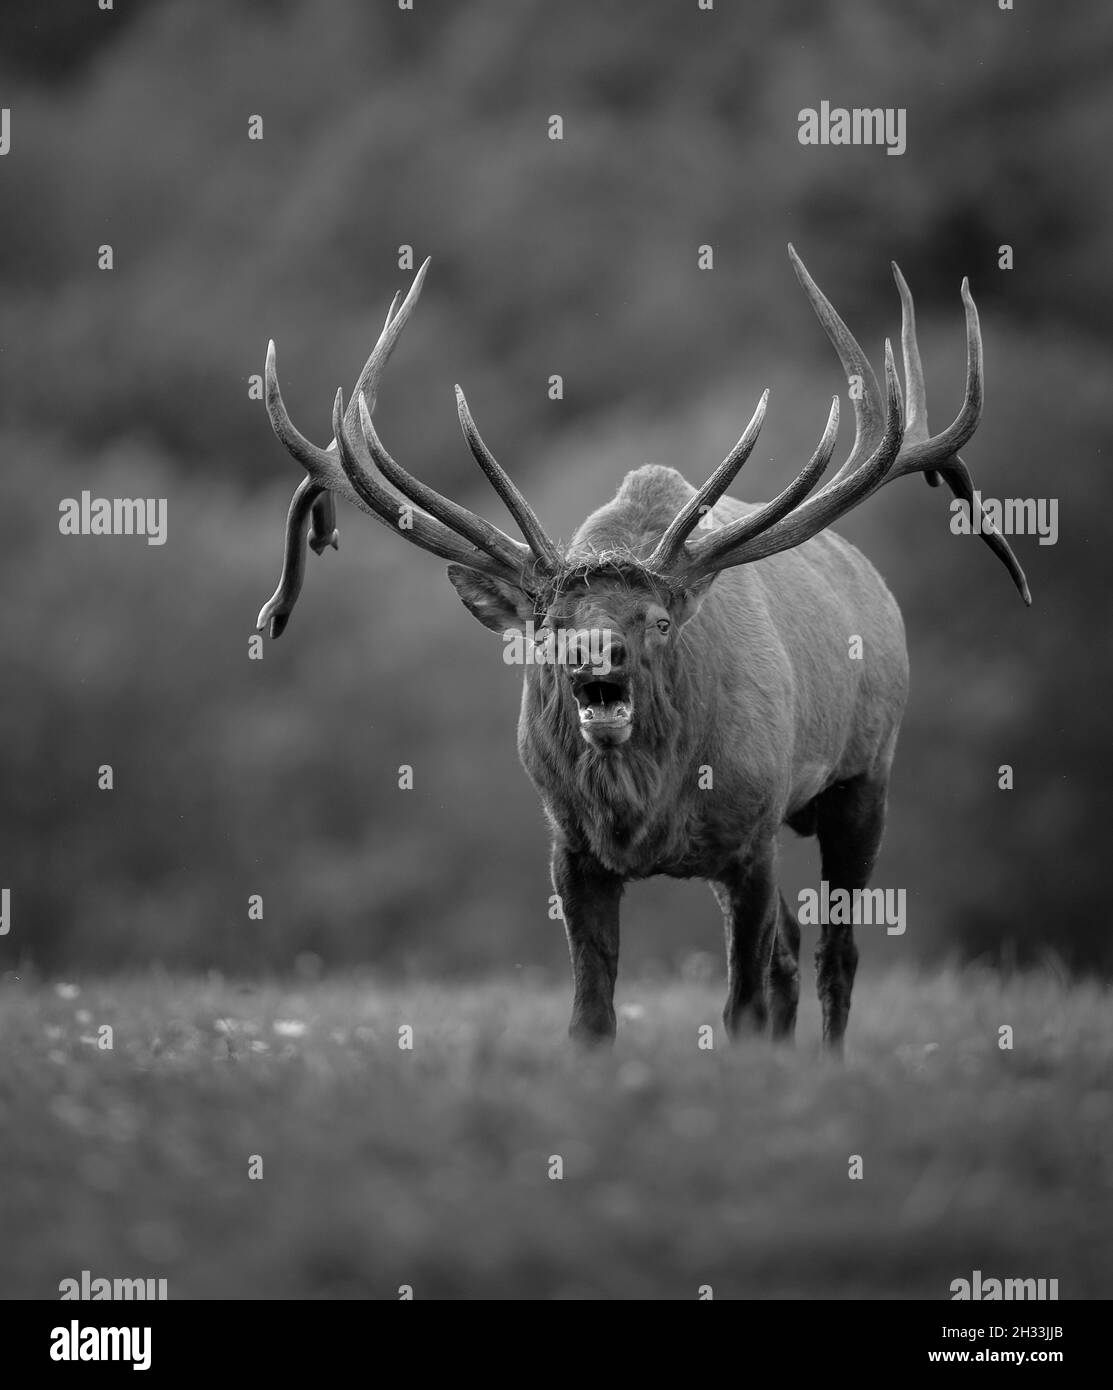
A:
1;0;1109;980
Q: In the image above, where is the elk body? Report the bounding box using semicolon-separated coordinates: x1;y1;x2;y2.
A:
258;249;1029;1049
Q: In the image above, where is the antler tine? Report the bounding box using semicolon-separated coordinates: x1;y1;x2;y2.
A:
788;243;885;489
263;286;431;495
644;391;769;572
256;477;328;639
705;342;904;569
882;269;1027;601
890;260;938;485
264;337;338;478
382;289;403;330
455;386;561;571
340;258;430;446
888;275;983;479
940;455;1032;606
355;393;531;572
304;268;427;560
329;390;517;575
682;395;840;577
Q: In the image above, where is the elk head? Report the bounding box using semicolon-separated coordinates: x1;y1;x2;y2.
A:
257;250;1030;722
446;552;714;749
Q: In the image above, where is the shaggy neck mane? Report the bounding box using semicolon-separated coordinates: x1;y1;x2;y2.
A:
525;634;706;868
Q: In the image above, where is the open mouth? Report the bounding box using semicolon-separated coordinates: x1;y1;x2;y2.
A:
573;679;633;745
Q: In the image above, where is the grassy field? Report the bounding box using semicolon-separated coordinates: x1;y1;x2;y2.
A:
1;966;1109;1300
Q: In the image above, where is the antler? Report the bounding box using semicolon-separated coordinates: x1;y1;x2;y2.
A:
660;248;1031;604
257;259;558;637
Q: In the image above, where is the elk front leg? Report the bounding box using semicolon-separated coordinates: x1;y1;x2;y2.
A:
711;843;780;1040
552;843;623;1045
767;893;802;1041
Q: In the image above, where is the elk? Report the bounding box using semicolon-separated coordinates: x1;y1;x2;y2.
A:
257;248;1029;1050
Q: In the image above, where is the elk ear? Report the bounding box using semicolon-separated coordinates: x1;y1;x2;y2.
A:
446;564;532;633
674;572;718;629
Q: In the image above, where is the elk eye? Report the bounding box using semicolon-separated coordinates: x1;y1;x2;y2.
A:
656;618;670;635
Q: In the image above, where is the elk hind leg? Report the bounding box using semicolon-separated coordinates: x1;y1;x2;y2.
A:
814;774;889;1052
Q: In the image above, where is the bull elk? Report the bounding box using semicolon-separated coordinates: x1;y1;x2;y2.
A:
257;248;1029;1049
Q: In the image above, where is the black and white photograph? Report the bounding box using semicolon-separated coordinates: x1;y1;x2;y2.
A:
0;0;1109;1355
